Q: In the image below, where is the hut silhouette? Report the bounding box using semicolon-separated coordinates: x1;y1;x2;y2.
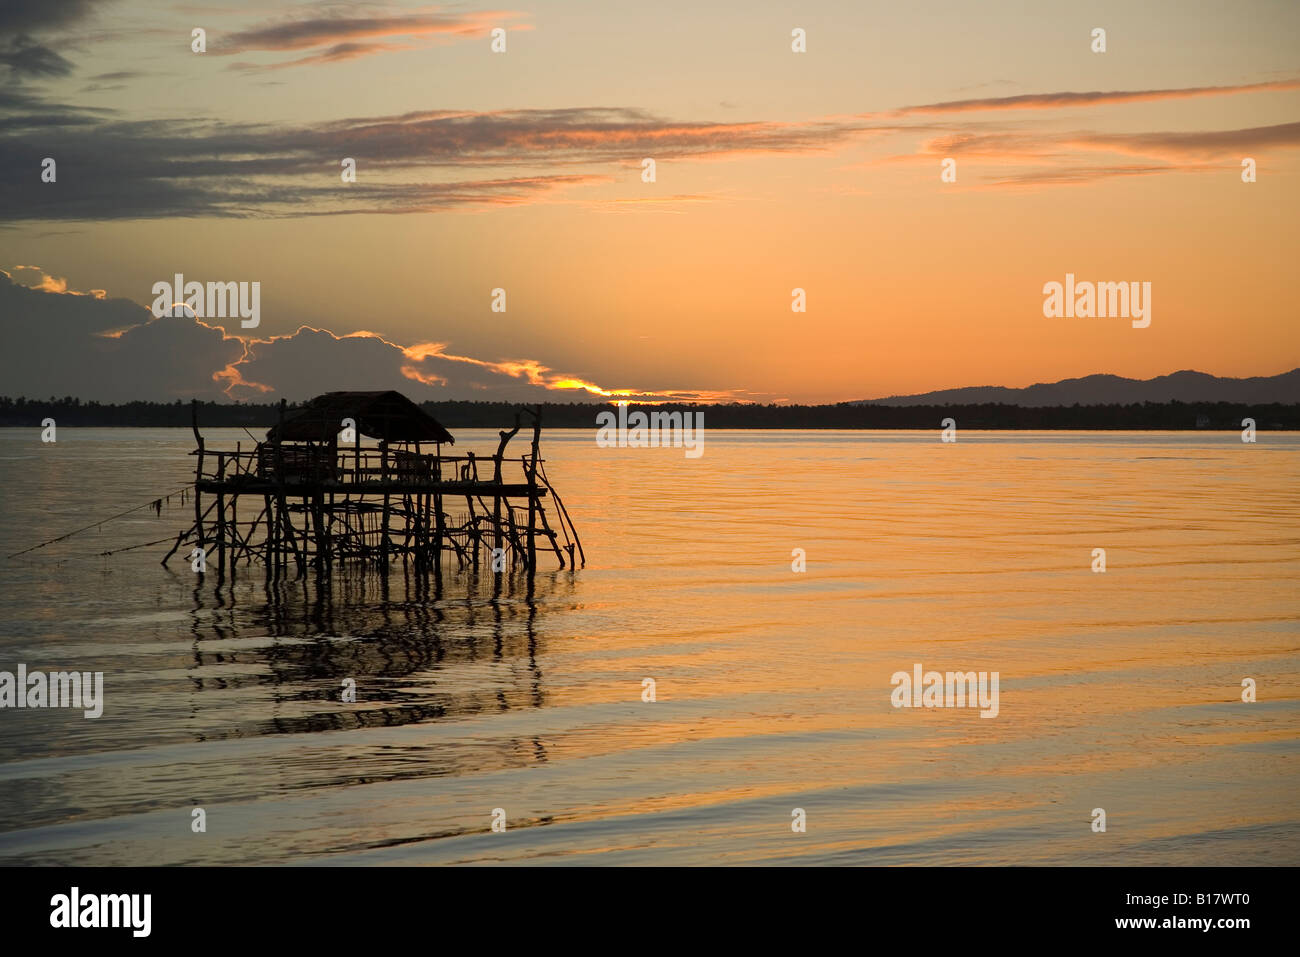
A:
164;390;582;579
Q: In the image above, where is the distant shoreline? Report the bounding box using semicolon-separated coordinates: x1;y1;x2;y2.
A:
2;397;1298;431
4;426;1298;433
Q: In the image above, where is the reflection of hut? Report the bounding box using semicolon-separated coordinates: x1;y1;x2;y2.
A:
164;391;582;580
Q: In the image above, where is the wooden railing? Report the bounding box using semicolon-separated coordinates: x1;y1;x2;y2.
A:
195;445;542;488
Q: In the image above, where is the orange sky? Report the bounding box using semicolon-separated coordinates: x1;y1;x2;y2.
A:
2;1;1297;403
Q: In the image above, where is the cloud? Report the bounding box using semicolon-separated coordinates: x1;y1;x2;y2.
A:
1066;121;1300;161
0;270;243;402
927;121;1300;162
296;174;612;215
5;264;106;297
585;193;717;213
0;269;753;403
888;78;1300;116
917;130;1062;160
0;36;74;78
86;70;147;81
230;40;412;71
0;1;117;80
0;101;872;221
233;328;753;403
221;11;516;51
0;0;107;33
986;165;1176;187
216;9;529;68
0;89;113;129
902;121;1300;187
2;74;1293;221
227;327;590;401
310;107;869;165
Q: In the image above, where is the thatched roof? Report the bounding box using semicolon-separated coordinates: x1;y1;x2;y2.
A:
266;391;454;445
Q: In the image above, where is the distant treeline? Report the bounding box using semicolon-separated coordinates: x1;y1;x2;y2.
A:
1;396;1297;430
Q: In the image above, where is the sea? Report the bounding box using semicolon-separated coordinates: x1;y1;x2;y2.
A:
0;428;1296;865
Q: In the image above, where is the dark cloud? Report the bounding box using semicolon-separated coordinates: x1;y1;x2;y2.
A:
86;70;146;81
0;1;116;79
233;329;630;403
0;36;74;78
0;270;739;403
220;12;504;52
0;270;243;402
5;70;1292;222
0;99;869;221
0;0;106;33
0;271;611;403
214;11;521;68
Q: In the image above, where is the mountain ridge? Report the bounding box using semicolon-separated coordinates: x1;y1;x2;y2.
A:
856;369;1300;407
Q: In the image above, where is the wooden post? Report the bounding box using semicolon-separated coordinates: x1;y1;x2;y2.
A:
433;443;445;568
263;491;276;578
354;428;361;486
492;415;519;574
273;398;305;575
526;407;541;576
466;452;479;566
191;400;205;569
215;451;226;577
401;491;413;561
311;489;327;571
413;440;423;562
380;441;390;567
230;495;238;580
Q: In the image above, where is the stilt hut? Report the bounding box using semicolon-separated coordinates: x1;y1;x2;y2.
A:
163;391;582;579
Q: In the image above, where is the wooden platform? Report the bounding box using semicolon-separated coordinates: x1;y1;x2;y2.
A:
165;397;582;579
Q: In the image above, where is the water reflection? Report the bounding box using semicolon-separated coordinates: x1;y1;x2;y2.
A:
180;565;561;740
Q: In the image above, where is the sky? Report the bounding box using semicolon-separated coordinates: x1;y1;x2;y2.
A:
1;0;1298;404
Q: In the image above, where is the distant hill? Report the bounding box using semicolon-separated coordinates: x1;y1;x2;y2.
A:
857;369;1300;407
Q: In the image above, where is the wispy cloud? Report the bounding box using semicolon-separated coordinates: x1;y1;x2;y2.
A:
906;120;1300;186
1066;121;1300;160
986;165;1178;187
0;101;873;221
886;78;1300;116
0;0;108;33
0;0;118;79
0;36;74;78
3;75;1296;221
216;9;531;69
229;40;410;71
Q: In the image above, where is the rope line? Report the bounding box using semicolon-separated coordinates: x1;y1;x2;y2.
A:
4;485;192;560
99;536;176;557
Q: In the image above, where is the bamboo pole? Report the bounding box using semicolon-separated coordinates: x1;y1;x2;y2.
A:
215;452;226;577
380;441;391;567
191;400;204;567
526;408;541;576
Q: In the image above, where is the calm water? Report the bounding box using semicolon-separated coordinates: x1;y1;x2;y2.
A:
0;428;1296;865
